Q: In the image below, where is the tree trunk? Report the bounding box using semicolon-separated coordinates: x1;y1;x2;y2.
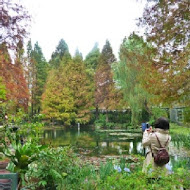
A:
95;106;99;120
106;111;109;123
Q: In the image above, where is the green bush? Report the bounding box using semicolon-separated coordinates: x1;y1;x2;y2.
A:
99;161;115;180
97;169;190;190
95;112;131;129
184;107;190;123
25;147;97;190
170;124;190;149
25;147;75;189
24;149;190;190
95;114;106;127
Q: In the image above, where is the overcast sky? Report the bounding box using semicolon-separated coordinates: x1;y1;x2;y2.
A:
23;0;146;61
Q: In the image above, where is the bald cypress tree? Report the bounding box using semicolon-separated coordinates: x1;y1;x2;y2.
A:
42;58;93;125
42;69;76;125
94;40;117;121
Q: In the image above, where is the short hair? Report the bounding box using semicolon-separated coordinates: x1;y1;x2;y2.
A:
155;117;170;130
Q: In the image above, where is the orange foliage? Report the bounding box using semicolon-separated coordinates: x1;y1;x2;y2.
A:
0;49;29;111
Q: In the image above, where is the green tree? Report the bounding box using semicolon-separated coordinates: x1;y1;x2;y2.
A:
26;40;36;115
26;41;48;115
85;43;100;70
26;40;33;92
49;39;71;68
0;77;6;101
84;43;101;84
115;34;150;127
74;48;83;61
33;42;48;114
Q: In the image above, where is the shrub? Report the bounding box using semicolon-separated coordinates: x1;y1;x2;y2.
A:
25;147;76;189
184;107;190;124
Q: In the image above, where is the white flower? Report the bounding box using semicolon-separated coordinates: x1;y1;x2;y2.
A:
124;167;130;172
114;165;122;172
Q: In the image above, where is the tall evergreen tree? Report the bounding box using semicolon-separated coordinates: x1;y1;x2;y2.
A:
84;43;100;93
32;42;48;114
49;39;71;68
26;41;48;115
94;40;117;121
85;43;100;70
74;48;83;62
26;40;33;91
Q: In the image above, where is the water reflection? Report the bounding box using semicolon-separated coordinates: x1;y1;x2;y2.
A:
42;128;143;156
41;127;190;169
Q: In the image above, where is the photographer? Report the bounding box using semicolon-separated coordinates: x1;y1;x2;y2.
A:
142;117;171;173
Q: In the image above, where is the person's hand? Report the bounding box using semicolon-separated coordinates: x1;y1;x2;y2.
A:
146;126;152;133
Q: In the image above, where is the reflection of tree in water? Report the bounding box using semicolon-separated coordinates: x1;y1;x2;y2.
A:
42;128;144;156
133;140;138;154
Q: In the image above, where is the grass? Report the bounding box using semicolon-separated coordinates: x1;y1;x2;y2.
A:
170;123;190;136
170;123;190;150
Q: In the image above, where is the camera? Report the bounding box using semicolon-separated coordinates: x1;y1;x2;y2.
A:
142;122;150;132
146;123;150;129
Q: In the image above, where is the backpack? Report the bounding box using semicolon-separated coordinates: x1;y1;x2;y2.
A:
152;134;170;166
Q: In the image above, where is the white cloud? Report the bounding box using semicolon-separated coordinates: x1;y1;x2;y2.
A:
22;0;146;61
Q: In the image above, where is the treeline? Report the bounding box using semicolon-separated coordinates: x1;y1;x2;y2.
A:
0;0;189;127
28;39;125;125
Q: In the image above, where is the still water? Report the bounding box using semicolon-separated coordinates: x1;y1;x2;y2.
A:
41;126;190;169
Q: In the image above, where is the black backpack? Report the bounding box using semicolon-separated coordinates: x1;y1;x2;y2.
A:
152;134;170;166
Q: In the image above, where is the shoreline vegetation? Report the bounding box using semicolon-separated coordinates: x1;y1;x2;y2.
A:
0;119;190;189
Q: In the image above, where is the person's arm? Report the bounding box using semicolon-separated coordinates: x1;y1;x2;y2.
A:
142;127;152;147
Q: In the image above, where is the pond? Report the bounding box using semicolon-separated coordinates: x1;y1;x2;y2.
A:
41;126;190;170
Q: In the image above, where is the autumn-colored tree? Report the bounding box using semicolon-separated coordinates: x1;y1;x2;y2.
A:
13;42;29;111
139;0;190;104
0;0;30;114
94;40;117;121
42;57;93;125
62;58;94;124
0;43;29;112
0;0;30;50
42;69;76;125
